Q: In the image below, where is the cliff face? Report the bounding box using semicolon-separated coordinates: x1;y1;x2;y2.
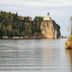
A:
40;17;60;39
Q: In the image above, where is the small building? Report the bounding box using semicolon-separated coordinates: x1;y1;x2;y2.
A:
18;16;24;20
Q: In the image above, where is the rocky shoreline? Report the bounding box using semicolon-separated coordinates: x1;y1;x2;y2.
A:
0;36;61;40
0;36;43;40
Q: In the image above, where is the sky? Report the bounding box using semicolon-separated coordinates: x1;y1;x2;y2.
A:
0;0;72;36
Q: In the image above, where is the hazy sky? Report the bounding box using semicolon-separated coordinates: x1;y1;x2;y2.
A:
0;0;72;36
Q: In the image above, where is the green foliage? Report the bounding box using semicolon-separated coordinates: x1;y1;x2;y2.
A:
32;16;43;35
0;11;43;38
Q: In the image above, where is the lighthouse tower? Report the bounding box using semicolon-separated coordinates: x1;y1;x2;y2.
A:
43;12;51;21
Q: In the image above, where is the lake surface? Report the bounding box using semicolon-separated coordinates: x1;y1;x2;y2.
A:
0;39;72;72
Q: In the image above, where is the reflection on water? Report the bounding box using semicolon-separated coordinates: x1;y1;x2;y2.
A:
65;49;72;72
0;39;72;72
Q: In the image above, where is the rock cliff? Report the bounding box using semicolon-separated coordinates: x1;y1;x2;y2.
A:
40;16;60;39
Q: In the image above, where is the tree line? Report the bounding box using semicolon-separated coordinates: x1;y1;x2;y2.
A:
0;11;43;38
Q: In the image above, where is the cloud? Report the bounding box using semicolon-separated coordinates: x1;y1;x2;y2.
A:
0;0;72;8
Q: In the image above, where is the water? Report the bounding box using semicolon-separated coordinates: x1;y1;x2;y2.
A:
0;39;72;72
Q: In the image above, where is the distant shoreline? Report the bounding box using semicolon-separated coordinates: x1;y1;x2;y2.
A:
0;36;65;40
0;36;44;40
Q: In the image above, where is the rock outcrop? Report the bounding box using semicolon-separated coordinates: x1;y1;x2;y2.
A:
40;16;60;39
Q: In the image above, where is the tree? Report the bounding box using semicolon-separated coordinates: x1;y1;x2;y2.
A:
33;16;43;36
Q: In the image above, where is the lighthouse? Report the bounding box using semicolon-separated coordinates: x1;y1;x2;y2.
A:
40;13;55;39
40;13;60;39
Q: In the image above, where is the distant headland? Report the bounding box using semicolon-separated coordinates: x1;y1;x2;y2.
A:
0;11;61;39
